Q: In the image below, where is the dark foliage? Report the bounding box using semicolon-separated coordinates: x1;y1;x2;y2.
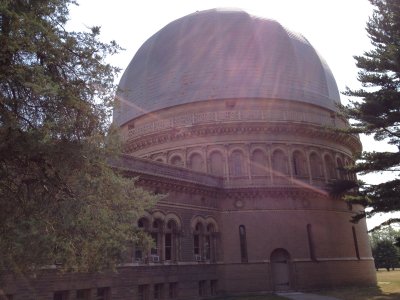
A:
0;0;158;274
331;0;400;229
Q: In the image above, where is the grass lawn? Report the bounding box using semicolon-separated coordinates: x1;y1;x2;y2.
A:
214;270;400;300
318;269;400;300
213;295;287;300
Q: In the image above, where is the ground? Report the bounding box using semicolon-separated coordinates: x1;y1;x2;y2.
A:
214;270;400;300
318;269;400;300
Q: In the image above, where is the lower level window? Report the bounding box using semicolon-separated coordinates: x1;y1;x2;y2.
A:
168;282;178;299
198;280;206;297
76;289;91;300
154;283;163;300
210;280;218;296
138;284;149;300
53;291;69;300
96;287;110;300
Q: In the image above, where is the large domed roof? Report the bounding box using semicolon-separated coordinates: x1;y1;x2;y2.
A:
115;8;340;126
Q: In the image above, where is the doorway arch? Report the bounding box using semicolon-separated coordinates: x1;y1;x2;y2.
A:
270;248;291;291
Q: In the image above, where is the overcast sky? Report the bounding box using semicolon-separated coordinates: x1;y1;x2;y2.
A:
68;0;375;92
68;0;399;229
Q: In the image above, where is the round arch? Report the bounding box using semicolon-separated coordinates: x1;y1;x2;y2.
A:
270;248;292;291
188;151;205;172
169;154;184;167
190;215;206;232
205;216;219;232
152;210;166;222
164;213;182;231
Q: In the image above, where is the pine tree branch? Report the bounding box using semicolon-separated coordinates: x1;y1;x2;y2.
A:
368;218;400;232
382;127;400;139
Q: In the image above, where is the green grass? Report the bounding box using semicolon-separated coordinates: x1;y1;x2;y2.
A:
213;294;287;300
214;270;400;300
318;269;400;300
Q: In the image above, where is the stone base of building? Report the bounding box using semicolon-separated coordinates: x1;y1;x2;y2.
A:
0;259;376;299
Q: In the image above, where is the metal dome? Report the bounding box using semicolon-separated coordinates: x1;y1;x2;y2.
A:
115;8;340;126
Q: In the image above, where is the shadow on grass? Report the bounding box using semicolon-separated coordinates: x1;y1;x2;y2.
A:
213;294;287;300
318;285;400;300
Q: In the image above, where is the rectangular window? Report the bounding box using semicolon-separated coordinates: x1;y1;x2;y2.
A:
307;224;317;261
151;232;158;255
135;248;143;261
53;291;69;300
352;226;360;260
96;287;110;300
204;235;211;260
210;280;218;296
293;157;299;175
168;282;178;299
138;285;149;300
194;234;200;255
165;233;172;261
198;280;206;297
76;289;91;300
239;225;248;263
154;283;163;300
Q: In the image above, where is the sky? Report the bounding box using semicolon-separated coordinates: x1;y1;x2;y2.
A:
68;0;398;230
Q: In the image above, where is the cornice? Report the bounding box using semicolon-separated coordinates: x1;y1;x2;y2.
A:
223;186;328;199
117;167;223;197
119;164;330;201
124;122;361;154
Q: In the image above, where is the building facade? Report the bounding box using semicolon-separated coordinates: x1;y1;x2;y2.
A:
1;8;376;300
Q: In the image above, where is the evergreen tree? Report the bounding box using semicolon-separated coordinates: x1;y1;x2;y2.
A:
0;0;158;274
372;240;399;271
331;0;400;229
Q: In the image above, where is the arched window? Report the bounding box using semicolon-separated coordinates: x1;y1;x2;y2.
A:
309;152;323;179
165;220;178;262
192;218;219;262
209;151;224;176
307;224;316;261
251;149;268;176
193;223;203;261
170;155;183;167
137;218;148;229
239;225;248;263
135;214;181;264
150;219;163;262
204;225;211;261
324;155;337;180
292;151;308;177
272;149;289;175
204;224;216;262
189;153;204;172
230;150;246;177
337;157;345;179
135;218;150;262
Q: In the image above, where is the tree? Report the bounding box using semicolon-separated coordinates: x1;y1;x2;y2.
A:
370;226;400;249
330;0;400;230
372;240;399;271
0;0;158;274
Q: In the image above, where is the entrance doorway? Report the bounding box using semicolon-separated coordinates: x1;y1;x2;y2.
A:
270;248;291;291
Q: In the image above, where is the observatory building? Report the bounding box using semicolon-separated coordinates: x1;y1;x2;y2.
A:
113;7;377;297
2;8;376;300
